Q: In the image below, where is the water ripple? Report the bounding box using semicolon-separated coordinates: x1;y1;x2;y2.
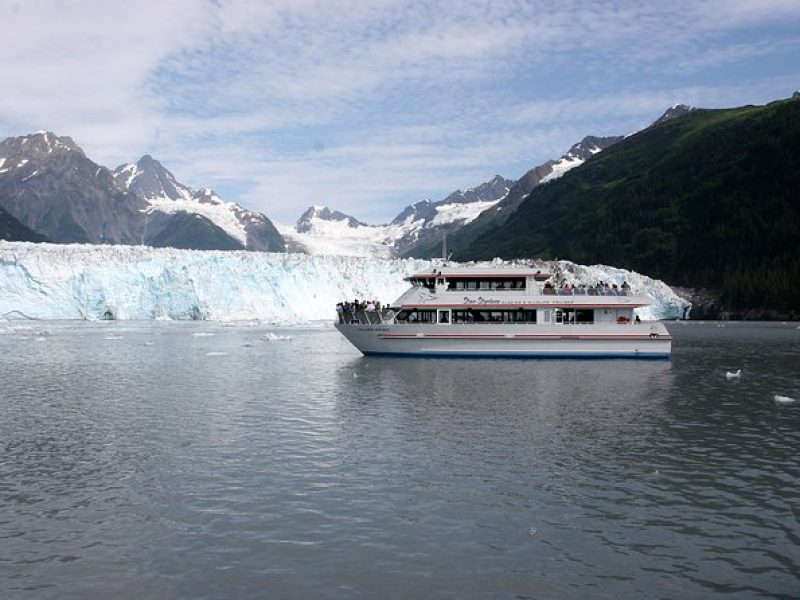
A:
0;321;798;598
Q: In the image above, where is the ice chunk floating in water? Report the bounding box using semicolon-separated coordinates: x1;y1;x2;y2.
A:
726;369;742;379
0;242;688;323
265;332;292;341
774;395;796;405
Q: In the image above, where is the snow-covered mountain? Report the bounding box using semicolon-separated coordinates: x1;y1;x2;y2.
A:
280;132;627;261
280;175;513;258
0;131;147;244
391;175;512;255
407;136;624;259
295;205;366;232
0;242;688;323
0;132;284;252
538;136;622;184
278;210;411;258
112;155;285;252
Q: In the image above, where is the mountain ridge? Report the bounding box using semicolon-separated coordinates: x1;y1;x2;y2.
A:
406;135;624;258
462;96;800;316
112;154;285;252
279;174;514;257
0;133;285;252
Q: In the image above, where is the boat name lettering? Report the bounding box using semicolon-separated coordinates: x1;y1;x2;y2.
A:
462;296;503;305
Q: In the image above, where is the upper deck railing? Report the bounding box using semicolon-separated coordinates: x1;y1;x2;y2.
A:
542;287;631;296
337;305;395;325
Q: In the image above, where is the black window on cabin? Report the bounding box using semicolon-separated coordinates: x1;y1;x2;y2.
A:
445;278;527;291
452;310;472;323
396;309;438;323
555;308;593;324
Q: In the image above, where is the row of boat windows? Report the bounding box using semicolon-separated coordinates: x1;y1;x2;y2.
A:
395;308;595;324
412;278;527;291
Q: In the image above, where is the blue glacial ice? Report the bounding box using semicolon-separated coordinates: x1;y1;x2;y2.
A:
0;242;688;323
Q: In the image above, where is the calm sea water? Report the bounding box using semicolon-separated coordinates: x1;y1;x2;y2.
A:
0;321;798;599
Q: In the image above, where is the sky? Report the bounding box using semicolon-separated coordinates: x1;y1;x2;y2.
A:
1;0;799;225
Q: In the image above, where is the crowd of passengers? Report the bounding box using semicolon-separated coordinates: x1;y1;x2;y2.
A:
337;299;386;317
543;280;631;296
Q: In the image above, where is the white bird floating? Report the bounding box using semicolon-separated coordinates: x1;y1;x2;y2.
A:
725;369;741;379
264;332;292;341
774;395;796;405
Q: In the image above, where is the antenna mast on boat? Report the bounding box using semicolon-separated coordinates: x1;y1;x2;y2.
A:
442;231;447;261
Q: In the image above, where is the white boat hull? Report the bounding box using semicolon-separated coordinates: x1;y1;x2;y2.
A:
335;322;672;359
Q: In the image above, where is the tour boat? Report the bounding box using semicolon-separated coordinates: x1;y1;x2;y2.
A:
335;266;671;358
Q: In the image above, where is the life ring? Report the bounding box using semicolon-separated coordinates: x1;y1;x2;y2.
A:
617;316;630;324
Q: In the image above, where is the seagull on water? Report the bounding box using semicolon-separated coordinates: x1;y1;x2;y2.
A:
774;395;796;405
726;369;741;379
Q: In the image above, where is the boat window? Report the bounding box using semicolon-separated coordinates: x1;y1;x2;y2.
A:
396;309;437;323
446;278;527;291
451;309;537;323
554;308;593;324
452;310;473;323
438;310;450;324
417;310;437;323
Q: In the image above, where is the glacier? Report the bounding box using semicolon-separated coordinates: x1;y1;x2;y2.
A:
0;242;689;323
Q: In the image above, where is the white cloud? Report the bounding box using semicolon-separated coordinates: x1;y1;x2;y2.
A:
1;0;798;224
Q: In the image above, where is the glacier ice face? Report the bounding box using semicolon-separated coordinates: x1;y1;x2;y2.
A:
0;242;689;323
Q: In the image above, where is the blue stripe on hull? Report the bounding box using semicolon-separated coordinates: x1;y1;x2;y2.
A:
361;351;671;360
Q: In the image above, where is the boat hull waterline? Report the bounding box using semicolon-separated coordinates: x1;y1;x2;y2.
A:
335;323;672;359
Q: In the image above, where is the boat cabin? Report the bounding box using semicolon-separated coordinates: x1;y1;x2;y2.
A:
393;306;637;326
406;270;550;293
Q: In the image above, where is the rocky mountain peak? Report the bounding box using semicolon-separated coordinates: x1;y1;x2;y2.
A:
0;131;82;161
652;104;695;126
563;135;624;162
295;205;365;232
390;199;435;226
441;175;513;206
113;154;193;201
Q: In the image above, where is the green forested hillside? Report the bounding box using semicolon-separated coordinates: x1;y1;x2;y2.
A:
462;97;800;313
0;206;47;242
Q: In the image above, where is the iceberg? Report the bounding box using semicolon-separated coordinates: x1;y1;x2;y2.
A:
0;242;688;323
